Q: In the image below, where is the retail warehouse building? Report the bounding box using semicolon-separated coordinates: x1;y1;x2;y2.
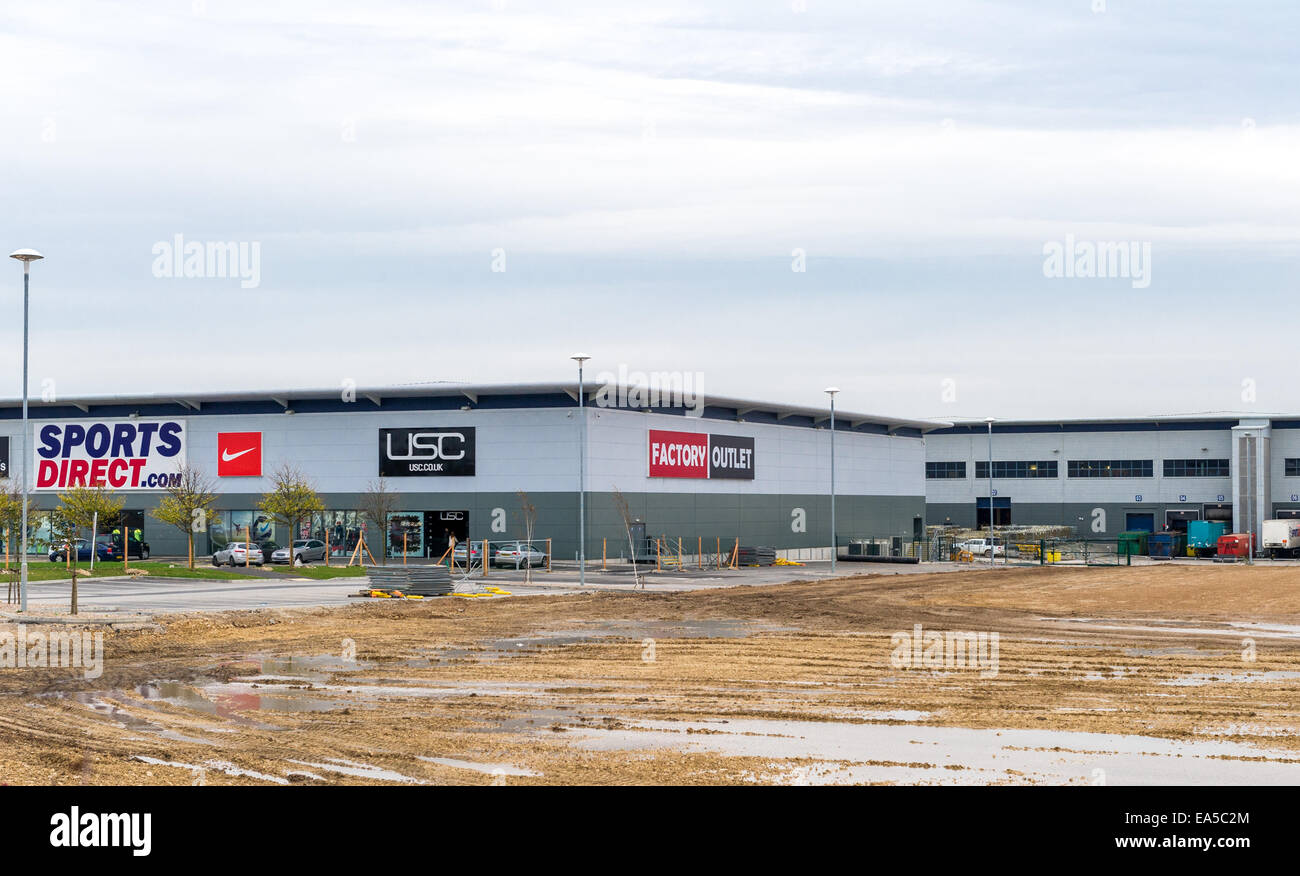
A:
0;384;931;560
926;416;1292;538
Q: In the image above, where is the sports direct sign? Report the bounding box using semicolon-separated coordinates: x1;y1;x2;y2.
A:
647;429;755;480
33;419;186;490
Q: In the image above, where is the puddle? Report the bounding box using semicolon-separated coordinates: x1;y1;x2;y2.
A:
1160;670;1300;687
56;693;222;745
1122;646;1226;657
565;718;1300;785
258;655;372;681
417;756;538;777
138;680;346;713
1044;618;1300;641
286;757;427;784
133;755;289;784
427;619;794;664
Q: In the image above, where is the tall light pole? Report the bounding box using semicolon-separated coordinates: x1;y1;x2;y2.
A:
985;416;995;568
571;354;590;586
9;249;43;612
825;387;839;573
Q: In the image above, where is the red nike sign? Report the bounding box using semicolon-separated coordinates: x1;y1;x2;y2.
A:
217;432;262;477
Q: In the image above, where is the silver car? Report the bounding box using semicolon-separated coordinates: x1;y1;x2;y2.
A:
271;539;327;565
212;542;264;566
492;541;548;569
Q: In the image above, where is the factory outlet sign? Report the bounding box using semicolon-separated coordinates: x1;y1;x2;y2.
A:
379;427;476;477
647;429;755;480
32;419;186;490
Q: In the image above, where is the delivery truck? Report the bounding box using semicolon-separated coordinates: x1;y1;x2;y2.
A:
1261;519;1300;558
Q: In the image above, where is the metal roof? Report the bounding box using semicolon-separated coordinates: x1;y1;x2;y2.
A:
0;381;946;434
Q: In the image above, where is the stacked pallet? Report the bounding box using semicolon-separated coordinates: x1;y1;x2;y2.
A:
737;545;776;566
366;565;454;596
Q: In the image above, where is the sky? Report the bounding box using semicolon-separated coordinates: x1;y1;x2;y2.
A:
1;0;1297;423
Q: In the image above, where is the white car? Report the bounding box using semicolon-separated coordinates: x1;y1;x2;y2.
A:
956;537;1004;557
212;542;264;566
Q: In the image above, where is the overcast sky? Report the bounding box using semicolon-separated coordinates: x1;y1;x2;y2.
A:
1;1;1296;422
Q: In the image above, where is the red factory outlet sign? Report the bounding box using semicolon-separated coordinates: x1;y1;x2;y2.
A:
647;429;755;480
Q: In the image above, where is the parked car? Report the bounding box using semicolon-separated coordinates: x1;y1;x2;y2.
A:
492;541;547;569
955;537;1004;557
48;538;113;563
270;539;327;565
212;542;264;566
100;537;151;561
451;541;484;564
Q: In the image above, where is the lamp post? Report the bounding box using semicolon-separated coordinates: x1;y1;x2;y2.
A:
9;249;43;612
985;416;995;568
571;354;590;586
825;387;840;572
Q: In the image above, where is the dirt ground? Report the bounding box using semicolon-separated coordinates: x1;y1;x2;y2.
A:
2;563;1299;785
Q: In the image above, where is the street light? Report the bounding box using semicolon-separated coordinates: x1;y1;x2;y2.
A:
985;416;995;568
825;387;840;573
9;249;43;612
571;354;590;586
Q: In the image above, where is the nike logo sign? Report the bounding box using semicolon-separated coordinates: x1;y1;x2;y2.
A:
222;448;255;462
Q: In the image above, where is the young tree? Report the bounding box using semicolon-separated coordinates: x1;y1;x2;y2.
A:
611;487;644;589
150;465;219;570
357;477;397;565
517;489;537;583
258;464;325;567
56;487;125;615
0;482;23;570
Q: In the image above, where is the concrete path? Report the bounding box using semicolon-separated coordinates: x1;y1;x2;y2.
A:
5;559;976;615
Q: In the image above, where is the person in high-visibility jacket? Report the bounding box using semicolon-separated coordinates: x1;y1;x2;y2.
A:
132;528;142;542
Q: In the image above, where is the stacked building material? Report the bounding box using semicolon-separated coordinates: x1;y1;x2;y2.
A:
365;565;454;596
737;545;776;566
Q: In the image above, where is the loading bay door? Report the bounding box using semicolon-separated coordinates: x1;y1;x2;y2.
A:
976;497;1011;528
1165;509;1200;532
1203;503;1233;524
1125;512;1155;532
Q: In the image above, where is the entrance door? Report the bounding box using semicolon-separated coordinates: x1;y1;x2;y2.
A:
1125;512;1155;532
425;511;469;559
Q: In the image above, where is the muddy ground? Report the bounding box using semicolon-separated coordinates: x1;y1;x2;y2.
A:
2;563;1299;785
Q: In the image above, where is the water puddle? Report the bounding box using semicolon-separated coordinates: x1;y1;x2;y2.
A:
417;756;538;777
426;619;794;664
133;755;289;784
139;680;346;713
1043;618;1300;641
286;757;427;784
1160;670;1300;687
565;718;1300;785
